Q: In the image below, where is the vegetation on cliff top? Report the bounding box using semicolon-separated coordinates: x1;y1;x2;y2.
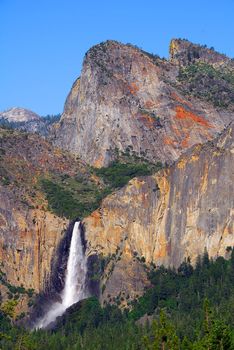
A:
0;127;162;220
177;62;234;107
0;127;106;219
40;177;110;219
94;159;162;189
40;154;162;219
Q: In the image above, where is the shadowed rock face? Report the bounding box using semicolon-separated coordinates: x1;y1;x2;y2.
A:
53;40;233;167
84;123;234;301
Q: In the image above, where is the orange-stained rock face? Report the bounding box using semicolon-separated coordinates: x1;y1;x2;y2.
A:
84;124;234;301
175;106;212;128
53;40;233;167
138;113;158;129
127;82;139;95
170;92;193;109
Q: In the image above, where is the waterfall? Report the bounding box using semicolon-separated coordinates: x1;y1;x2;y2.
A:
35;221;88;329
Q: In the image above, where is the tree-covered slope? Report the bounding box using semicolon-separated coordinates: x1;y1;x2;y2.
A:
0;251;233;349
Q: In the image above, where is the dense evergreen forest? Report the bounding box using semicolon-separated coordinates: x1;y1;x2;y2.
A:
0;249;233;349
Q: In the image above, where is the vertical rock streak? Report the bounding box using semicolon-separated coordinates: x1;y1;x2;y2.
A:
36;221;87;328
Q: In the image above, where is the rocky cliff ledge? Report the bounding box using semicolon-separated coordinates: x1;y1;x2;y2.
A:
84;123;234;303
53;39;233;167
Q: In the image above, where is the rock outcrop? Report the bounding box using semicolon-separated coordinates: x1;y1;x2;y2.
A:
53;40;233;167
169;38;230;66
84;123;234;303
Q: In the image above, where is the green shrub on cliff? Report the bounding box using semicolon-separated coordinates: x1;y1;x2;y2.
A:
94;160;162;189
40;179;103;219
40;179;79;219
40;158;162;219
178;62;234;107
40;176;112;219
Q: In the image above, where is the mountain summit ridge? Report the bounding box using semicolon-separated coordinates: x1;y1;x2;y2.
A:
169;38;232;66
53;38;234;167
0;107;40;122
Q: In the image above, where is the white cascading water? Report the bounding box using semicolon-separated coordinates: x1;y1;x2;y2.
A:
35;221;87;329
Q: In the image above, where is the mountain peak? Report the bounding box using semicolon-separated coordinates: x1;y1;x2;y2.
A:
0;107;40;122
169;38;230;66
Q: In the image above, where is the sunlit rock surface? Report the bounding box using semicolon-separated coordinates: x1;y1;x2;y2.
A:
84;123;234;302
54;40;234;167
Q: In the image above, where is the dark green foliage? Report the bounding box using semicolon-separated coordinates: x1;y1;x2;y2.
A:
40;179;82;219
94;160;162;189
129;251;234;340
178;62;234;107
40;158;161;220
16;312;26;321
0;252;233;349
40;178;110;219
41;114;61;124
126;43;162;64
40;152;162;219
54;297;124;335
138;107;161;124
1;177;10;186
143;310;180;349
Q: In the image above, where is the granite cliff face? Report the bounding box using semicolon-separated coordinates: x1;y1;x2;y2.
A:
0;204;67;314
1;39;234;317
84;123;234;303
53;39;233;167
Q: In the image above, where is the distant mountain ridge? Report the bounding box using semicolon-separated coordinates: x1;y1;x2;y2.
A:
0;107;60;136
0;107;40;122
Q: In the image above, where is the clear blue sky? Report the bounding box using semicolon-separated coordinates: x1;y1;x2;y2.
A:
1;0;234;115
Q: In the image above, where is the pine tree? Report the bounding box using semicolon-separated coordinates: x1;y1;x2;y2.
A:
195;299;234;350
143;310;180;349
